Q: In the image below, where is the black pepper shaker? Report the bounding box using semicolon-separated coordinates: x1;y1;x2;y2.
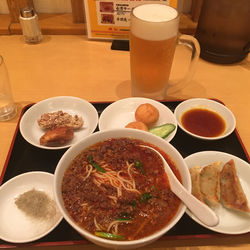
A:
19;7;43;44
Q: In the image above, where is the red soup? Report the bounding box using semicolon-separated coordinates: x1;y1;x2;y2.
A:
62;137;181;241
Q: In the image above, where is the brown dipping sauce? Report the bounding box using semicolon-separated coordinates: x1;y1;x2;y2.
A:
181;108;226;137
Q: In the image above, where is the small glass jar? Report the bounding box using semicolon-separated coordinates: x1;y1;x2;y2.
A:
19;7;43;44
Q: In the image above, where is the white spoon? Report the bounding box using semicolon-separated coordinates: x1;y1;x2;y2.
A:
140;145;219;227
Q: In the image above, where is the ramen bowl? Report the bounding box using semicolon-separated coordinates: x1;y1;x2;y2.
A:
54;128;191;249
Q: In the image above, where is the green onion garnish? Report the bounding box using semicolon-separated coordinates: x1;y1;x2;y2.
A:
115;218;131;221
88;155;106;173
134;160;146;175
116;211;133;221
141;193;152;202
131;200;136;207
94;231;125;240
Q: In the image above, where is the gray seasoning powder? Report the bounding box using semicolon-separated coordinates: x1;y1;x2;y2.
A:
15;188;56;220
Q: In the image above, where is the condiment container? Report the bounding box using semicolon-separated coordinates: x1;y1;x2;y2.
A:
195;0;250;64
19;7;43;44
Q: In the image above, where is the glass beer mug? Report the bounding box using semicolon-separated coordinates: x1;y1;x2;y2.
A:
130;4;200;100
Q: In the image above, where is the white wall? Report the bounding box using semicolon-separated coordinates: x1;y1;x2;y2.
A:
0;0;72;14
33;0;71;13
0;0;192;14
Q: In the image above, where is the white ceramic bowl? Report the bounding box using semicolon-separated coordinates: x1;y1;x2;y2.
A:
174;98;236;140
20;96;98;150
54;128;191;249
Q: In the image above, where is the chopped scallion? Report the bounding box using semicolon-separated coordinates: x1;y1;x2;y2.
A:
116;211;133;221
134;160;146;175
94;231;125;240
115;217;131;221
141;193;152;202
88;155;106;173
131;200;136;207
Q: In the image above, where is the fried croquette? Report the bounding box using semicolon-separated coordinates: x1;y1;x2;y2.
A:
40;126;74;146
135;103;159;126
125;121;148;131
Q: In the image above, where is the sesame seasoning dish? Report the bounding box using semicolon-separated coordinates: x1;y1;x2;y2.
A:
0;172;62;243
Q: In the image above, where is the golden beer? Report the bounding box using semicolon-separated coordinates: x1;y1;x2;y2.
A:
130;34;177;93
130;4;179;99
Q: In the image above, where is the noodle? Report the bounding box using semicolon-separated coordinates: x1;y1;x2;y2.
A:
117;170;137;190
81;164;93;181
107;220;132;235
94;217;105;231
91;161;140;197
108;195;117;204
84;158;147;235
127;162;136;181
80;159;140;198
93;178;102;187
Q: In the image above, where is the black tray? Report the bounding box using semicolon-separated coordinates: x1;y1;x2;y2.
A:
1;100;250;248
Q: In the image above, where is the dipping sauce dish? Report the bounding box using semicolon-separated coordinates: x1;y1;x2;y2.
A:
174;98;236;140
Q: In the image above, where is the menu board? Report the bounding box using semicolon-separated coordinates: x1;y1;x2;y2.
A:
84;0;178;40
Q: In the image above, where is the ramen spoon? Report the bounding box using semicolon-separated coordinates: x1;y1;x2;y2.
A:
140;145;219;227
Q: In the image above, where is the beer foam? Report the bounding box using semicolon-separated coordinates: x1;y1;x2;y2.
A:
131;4;179;41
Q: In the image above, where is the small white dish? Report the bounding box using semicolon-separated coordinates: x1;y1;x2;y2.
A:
0;171;62;243
185;151;250;234
20;96;99;150
98;97;177;142
174;98;236;140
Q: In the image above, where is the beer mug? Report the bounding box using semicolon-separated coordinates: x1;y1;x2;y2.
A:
130;4;200;100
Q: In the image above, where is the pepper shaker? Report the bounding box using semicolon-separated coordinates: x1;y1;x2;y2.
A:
19;7;42;44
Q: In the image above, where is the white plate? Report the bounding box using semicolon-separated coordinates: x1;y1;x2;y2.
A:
0;172;63;243
98;97;177;142
174;98;236;140
185;151;250;234
20;96;99;150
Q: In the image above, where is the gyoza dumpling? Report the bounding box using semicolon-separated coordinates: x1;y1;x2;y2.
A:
200;162;222;208
220;159;250;213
